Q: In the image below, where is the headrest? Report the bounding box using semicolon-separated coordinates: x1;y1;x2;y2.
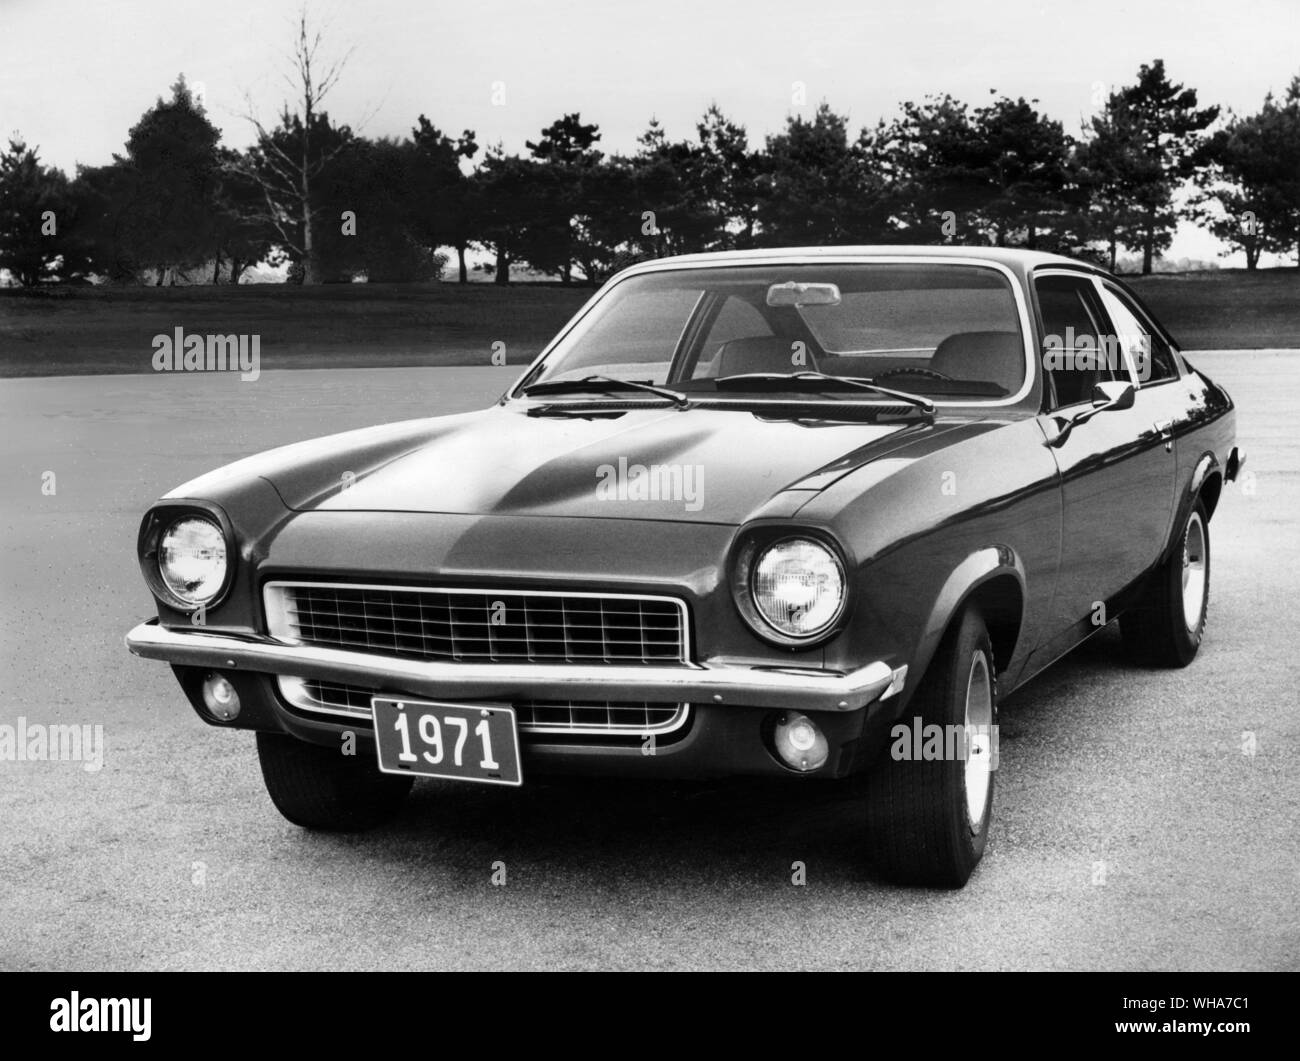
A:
714;336;800;377
931;331;1024;395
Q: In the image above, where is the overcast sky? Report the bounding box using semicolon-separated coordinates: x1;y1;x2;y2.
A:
3;0;1297;262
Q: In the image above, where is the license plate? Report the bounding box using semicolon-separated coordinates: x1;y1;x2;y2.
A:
372;698;522;786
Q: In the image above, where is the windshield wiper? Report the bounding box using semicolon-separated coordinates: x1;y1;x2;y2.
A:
712;372;936;415
523;374;691;409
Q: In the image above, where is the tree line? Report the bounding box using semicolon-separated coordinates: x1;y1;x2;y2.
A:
3;50;1299;287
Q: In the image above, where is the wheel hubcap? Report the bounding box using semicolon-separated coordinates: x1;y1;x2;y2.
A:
1181;512;1207;634
963;652;993;831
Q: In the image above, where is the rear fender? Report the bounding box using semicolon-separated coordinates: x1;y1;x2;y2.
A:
1162;451;1221;567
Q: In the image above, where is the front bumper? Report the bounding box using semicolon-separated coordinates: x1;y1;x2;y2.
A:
125;620;901;713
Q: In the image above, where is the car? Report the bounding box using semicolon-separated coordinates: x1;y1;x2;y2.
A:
125;246;1244;887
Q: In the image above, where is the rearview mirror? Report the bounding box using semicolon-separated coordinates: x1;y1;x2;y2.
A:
766;281;842;308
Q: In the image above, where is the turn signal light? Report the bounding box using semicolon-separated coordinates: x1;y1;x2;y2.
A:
202;673;241;721
773;711;828;772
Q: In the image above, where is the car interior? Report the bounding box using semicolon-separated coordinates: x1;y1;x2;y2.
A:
684;288;1024;398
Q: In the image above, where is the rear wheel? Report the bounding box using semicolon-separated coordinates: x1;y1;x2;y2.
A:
257;732;413;831
1122;498;1210;667
865;608;997;887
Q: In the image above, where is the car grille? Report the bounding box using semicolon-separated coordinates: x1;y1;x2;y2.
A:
264;582;688;665
275;676;690;737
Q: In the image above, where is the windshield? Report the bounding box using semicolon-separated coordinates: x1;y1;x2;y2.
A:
516;262;1028;402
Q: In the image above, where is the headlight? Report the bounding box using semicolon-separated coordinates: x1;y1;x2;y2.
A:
158;517;228;607
750;537;846;640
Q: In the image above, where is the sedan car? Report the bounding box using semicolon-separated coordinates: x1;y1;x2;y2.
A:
126;246;1243;886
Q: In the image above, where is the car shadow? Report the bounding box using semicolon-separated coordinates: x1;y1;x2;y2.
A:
307;622;1136;890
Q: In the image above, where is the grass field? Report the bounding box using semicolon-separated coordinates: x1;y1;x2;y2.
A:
0;282;593;377
0;268;1296;377
1125;268;1300;349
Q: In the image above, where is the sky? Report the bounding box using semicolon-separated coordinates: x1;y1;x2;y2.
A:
2;0;1297;264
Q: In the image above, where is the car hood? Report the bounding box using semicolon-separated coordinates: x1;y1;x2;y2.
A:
181;404;945;526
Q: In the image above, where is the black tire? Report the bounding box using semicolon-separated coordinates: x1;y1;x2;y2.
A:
256;732;413;831
1121;498;1210;668
865;608;997;887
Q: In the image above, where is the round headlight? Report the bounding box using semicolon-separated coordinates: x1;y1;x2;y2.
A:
751;537;846;639
158;517;228;607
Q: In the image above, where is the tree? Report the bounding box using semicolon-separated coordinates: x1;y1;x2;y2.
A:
625;118;719;257
1193;77;1300;268
694;104;761;248
0;139;81;285
868;94;976;241
120;74;224;283
240;9;354;283
65;162;145;281
756;103;883;245
525;113;604;282
472;146;545;283
339;137;445;282
966;96;1077;248
1105;60;1219;273
409;116;478;282
242;107;354;282
1074;106;1158;271
868;93;1078;249
211;148;279;283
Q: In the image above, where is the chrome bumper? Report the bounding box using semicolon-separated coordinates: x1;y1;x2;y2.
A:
125;620;899;713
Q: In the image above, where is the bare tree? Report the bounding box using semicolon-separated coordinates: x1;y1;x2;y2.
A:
239;7;353;283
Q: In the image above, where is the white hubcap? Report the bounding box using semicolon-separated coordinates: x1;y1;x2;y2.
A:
1181;512;1207;633
963;652;993;831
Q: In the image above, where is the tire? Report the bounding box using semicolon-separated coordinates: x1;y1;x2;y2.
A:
865;608;997;887
256;732;413;831
1121;498;1210;668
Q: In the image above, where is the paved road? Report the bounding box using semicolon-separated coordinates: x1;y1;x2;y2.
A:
1;355;1297;970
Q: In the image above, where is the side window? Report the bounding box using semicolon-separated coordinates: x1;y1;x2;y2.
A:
1098;285;1179;384
1035;274;1115;409
692;295;776;378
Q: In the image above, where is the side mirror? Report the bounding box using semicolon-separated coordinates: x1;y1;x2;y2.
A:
1048;379;1136;447
1091;380;1135;411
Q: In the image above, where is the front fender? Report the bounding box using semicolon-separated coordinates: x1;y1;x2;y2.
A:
905;546;1027;700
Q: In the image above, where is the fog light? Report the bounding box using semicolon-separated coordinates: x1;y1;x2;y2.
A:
202;673;241;721
773;711;828;772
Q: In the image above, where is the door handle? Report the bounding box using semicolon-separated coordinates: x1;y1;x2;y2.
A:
1152;418;1175;451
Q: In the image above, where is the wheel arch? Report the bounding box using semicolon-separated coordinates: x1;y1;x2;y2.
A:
1162;452;1222;567
911;547;1027;689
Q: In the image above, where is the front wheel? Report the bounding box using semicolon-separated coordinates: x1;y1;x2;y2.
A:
257;732;413;831
1122;498;1210;667
865;608;997;887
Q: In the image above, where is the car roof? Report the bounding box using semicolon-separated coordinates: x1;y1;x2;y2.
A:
616;244;1103;278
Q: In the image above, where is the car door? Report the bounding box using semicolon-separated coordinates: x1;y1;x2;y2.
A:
1030;271;1177;662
